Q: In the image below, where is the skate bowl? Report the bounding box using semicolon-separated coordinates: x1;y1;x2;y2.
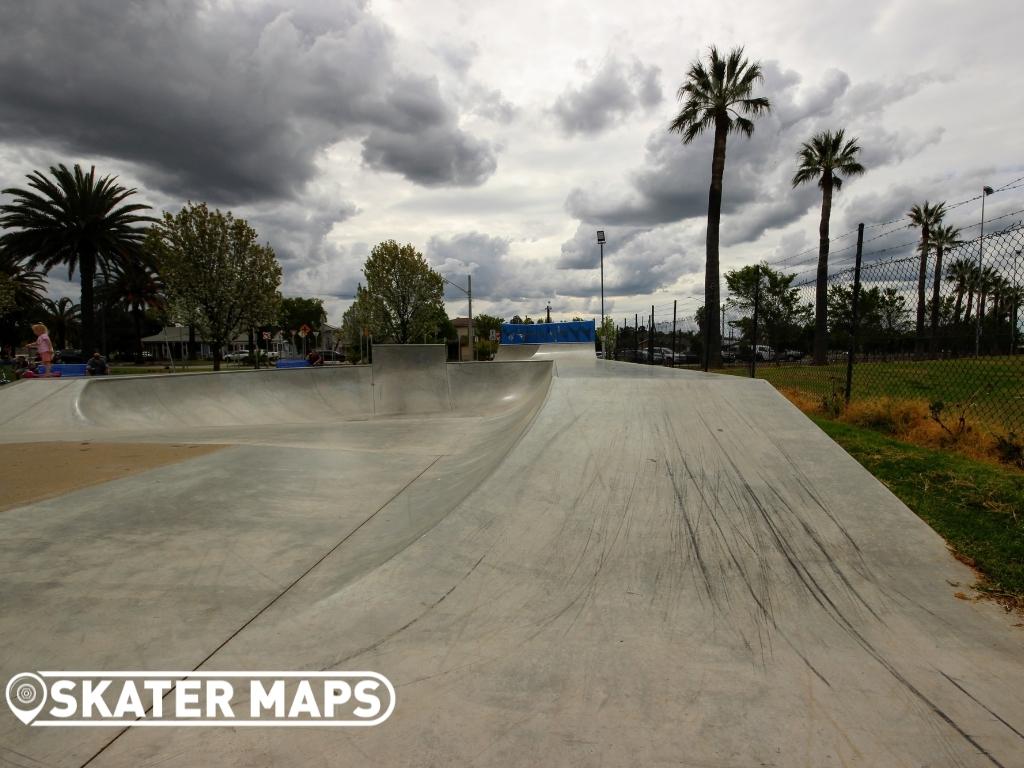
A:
0;343;1021;767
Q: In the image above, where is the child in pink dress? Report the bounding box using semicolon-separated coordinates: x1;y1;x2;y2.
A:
26;323;53;376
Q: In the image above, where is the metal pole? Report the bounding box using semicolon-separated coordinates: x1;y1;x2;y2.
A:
600;241;605;331
671;299;677;367
751;264;760;379
975;188;989;357
634;313;638;362
845;224;864;403
649;305;655;365
467;274;473;362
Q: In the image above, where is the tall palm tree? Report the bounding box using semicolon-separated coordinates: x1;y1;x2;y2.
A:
945;256;973;326
40;296;81;351
0;164;155;353
670;45;771;368
106;254;166;362
792;129;865;365
907;201;946;358
928;224;960;356
963;261;980;328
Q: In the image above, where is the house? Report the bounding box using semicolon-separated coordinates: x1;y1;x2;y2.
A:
452;317;477;361
142;327;293;360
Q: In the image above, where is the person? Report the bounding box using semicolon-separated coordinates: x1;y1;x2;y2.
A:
307;350;324;367
13;355;30;379
86;351;109;376
25;323;53;376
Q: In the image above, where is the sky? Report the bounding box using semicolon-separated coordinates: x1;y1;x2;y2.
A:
1;0;1022;330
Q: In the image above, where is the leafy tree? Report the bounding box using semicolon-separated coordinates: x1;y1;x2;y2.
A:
279;296;327;335
361;241;444;344
670;45;771;367
40;297;81;350
153;203;282;370
928;224;960;356
598;316;617;357
0;272;15;318
725;264;811;352
876;287;911;335
946;256;975;327
105;255;166;361
908;200;946;356
472;313;504;358
792;129;865;364
0;164;155;353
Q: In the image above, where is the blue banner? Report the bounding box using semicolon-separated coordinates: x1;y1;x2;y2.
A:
500;320;595;344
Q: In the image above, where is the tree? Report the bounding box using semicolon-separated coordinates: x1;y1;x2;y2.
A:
106;255;166;362
907;200;946;357
473;313;504;359
597;316;617;357
0;272;15;318
946;256;974;328
40;297;81;350
0;251;47;351
928;224;960;356
361;241;444;344
670;46;771;367
0;164;155;353
153;203;282;370
724;264;812;352
279;297;327;335
876;287;911;335
792;129;865;364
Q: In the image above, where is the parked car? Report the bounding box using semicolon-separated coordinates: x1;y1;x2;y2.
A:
222;350;250;362
775;349;804;362
311;349;346;364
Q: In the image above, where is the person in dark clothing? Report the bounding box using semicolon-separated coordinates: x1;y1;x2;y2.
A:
86;351;109;376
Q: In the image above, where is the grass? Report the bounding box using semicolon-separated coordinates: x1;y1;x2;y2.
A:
719;357;1024;432
810;414;1024;607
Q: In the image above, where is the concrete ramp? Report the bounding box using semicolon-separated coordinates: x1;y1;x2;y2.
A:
1;347;1022;767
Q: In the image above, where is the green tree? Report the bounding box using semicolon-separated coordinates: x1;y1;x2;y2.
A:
361;240;444;343
279;296;327;335
928;224;960;356
792;129;865;364
39;296;81;350
725;263;811;353
908;200;946;357
946;256;975;327
153;203;282;370
0;272;15;318
597;316;617;357
0;164;155;353
473;313;504;359
105;255;166;362
669;45;771;367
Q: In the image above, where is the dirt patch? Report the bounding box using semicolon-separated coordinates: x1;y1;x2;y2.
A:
0;442;225;512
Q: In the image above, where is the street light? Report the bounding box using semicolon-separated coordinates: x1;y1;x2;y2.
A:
975;185;995;357
442;274;473;361
596;230;606;331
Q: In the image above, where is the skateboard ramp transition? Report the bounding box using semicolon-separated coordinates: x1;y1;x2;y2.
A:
0;344;1021;767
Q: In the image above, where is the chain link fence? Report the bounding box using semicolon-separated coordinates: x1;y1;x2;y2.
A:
732;224;1024;433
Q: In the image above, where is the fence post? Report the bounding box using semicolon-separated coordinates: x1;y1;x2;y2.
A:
649;305;655;365
634;313;639;362
845;223;864;404
671;299;677;367
751;264;760;379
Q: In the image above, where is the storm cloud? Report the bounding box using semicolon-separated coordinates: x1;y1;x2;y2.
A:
0;0;497;202
551;56;663;136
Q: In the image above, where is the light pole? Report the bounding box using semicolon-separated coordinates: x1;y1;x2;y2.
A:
975;185;994;357
442;274;472;361
597;230;606;330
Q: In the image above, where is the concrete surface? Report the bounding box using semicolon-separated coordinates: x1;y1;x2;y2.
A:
0;343;1021;767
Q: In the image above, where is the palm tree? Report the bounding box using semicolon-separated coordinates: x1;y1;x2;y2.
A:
963;261;980;328
945;256;973;326
907;201;946;358
670;46;771;368
928;224;960;357
40;297;81;351
792;129;865;365
0;164;155;353
106;255;166;362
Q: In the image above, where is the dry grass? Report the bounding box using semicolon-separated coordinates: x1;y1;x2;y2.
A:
779;387;1018;470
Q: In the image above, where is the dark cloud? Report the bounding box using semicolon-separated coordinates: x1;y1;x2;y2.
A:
551;56;663;136
0;0;496;203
